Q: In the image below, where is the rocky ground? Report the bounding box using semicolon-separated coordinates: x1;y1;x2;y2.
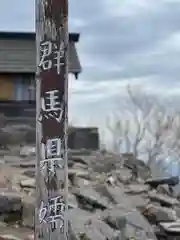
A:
0;120;180;239
0;143;179;240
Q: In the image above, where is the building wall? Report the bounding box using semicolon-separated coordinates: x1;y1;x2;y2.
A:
0;75;13;100
68;127;100;150
0;39;35;73
0;37;81;74
0;73;35;101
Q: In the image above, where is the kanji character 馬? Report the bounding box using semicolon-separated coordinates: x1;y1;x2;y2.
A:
39;90;64;123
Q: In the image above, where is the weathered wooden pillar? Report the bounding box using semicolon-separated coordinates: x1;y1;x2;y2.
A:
35;0;68;240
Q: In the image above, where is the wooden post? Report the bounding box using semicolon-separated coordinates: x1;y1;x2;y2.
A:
35;1;68;240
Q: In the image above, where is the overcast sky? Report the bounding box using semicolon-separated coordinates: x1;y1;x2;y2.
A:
0;0;180;132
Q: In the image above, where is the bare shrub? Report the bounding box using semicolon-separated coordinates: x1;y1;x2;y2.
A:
106;85;180;172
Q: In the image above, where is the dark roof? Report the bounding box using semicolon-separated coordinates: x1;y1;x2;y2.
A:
0;31;80;42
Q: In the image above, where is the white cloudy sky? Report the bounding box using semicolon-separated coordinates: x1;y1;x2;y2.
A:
0;0;180;132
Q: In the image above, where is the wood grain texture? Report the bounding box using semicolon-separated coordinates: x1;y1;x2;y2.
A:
35;1;68;240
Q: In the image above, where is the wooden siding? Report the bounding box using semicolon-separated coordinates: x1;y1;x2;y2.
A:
0;75;13;100
0;38;81;74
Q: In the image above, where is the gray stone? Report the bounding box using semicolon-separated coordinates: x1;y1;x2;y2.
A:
75;177;91;188
102;206;157;240
72;186;110;211
0;150;9;157
16;161;35;169
0;222;7;228
88;152;119;173
0;130;10;149
146;176;179;188
3;156;24;164
157;184;173;197
175;207;180;219
145;204;177;223
116;168;132;183
0;191;22;213
68;193;78;209
68;155;88;165
0;235;23;240
68;169;90;179
125;184;150;194
159;221;180;234
68;208;118;240
20;146;36;157
122;153;151;180
73;163;88;170
20;179;35;189
1;127;26;146
0;227;32;240
103;186;149;210
148;191;179;206
24;128;36;144
21;196;35;228
127;194;149;210
22;170;35;178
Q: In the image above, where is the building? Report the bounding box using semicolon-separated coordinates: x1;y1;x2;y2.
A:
0;31;81;117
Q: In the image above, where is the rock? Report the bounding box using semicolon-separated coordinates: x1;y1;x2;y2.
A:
125;184;149;194
157;184;173;197
24;128;36;144
69;155;88;165
100;185;127;205
0;235;23;240
1;127;26;146
148;191;179;207
103;186;149;210
0;113;7;127
0;227;32;240
122;153;151;180
68;193;78;209
0;222;7;227
0;150;9;157
16;162;35;169
68;208;118;240
0;165;24;190
144;204;177;223
20;179;35;189
68;169;90;179
159;221;180;235
75;178;91;188
68;149;93;157
20;146;36;157
22;170;35;178
0;191;22;213
88;152;119;173
3;156;24;165
175;207;180;219
72;186;110;211
73;163;88;170
21;196;35;228
128;194;150;211
24;234;34;240
1;138;180;239
116;168;132;183
0;131;10;149
102;206;157;240
68;169;90;186
145;176;179;188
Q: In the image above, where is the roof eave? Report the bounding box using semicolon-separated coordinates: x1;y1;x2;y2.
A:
0;31;80;42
